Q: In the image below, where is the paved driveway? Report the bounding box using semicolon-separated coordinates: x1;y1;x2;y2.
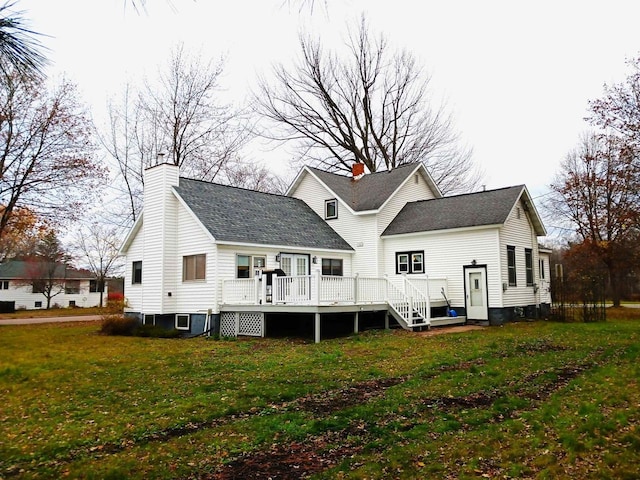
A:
0;315;102;325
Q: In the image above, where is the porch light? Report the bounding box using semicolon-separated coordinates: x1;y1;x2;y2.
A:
312;256;318;264
275;254;281;262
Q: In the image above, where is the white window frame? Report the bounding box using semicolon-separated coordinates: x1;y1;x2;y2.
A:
183;254;206;281
143;314;155;326
396;251;424;274
0;280;8;289
132;261;142;284
175;314;190;331
236;254;267;278
325;199;338;220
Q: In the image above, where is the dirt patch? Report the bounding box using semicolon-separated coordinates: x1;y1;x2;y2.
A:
296;377;404;415
204;430;363;480
416;325;485;336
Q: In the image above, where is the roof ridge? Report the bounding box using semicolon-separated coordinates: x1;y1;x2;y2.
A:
408;184;524;205
178;176;290;200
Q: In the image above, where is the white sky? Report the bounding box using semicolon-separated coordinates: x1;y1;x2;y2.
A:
17;0;640;199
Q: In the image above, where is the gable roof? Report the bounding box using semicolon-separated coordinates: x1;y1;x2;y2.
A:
290;163;442;212
382;185;546;236
173;178;353;251
0;260;96;280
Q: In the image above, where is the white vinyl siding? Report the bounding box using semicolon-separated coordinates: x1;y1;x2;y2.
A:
123;221;144;312
499;198;539;308
290;172;377;276
383;227;501;309
174;199;217;315
140;164;180;314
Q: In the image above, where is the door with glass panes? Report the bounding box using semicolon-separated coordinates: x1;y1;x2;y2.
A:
279;254;310;302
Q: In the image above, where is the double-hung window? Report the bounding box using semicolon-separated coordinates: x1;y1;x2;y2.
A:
525;248;534;286
321;258;343;276
507;246;516;286
396;251;425;274
183;254;206;281
132;261;142;284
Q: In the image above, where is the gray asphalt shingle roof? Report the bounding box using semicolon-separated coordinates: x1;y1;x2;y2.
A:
308;163;426;211
382;185;527;236
174;178;353;251
0;260;96;279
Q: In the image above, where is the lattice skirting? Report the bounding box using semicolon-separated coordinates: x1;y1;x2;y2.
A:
220;312;264;337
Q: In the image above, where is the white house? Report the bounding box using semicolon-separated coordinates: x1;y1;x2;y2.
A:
119;162;551;341
0;260;106;310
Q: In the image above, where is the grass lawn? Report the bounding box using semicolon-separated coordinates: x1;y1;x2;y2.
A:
1;311;639;479
0;306;105;320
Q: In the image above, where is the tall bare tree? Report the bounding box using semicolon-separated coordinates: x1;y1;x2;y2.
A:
256;16;478;194
0;71;104;241
102;44;257;225
74;222;123;308
547;132;640;306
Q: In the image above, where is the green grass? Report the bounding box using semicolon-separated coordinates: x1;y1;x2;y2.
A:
1;313;639;479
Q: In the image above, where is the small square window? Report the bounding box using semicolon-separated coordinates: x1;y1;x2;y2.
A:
143;314;155;326
34;301;42;308
183;254;206;281
69;300;76;307
325;199;337;219
0;280;8;289
175;314;190;331
321;258;343;276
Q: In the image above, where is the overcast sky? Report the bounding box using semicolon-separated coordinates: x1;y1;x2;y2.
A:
17;0;640;200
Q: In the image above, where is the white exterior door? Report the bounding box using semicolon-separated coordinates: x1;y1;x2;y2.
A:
280;254;309;277
465;267;488;321
279;254;310;302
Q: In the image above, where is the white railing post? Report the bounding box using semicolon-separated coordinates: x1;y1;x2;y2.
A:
353;273;359;304
254;276;260;305
314;270;321;304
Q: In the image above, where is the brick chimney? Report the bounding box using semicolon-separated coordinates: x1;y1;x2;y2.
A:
351;162;365;179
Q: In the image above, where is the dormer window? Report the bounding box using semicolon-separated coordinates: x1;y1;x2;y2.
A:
325;199;337;220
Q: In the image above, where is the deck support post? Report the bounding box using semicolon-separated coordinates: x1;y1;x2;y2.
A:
384;310;389;329
314;313;321;343
354;311;359;333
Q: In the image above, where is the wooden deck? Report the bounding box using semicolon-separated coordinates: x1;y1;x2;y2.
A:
220;274;466;342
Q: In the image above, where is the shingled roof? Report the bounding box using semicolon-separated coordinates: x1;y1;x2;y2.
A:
0;260;96;279
382;185;546;236
174;178;353;251
306;163;441;211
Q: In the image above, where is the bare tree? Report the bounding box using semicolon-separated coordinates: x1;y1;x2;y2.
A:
101;44;256;224
255;16;479;194
103;85;145;225
74;223;123;308
0;2;48;78
547;132;640;306
0;71;104;241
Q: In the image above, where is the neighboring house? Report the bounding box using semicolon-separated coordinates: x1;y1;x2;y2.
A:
120;162;551;341
0;260;106;310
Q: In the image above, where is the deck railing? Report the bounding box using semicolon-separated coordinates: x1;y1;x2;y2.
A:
222;278;258;304
222;274;447;326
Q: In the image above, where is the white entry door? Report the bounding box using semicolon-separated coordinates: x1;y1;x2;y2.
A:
279;254;310;302
280;254;309;277
465;267;489;321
